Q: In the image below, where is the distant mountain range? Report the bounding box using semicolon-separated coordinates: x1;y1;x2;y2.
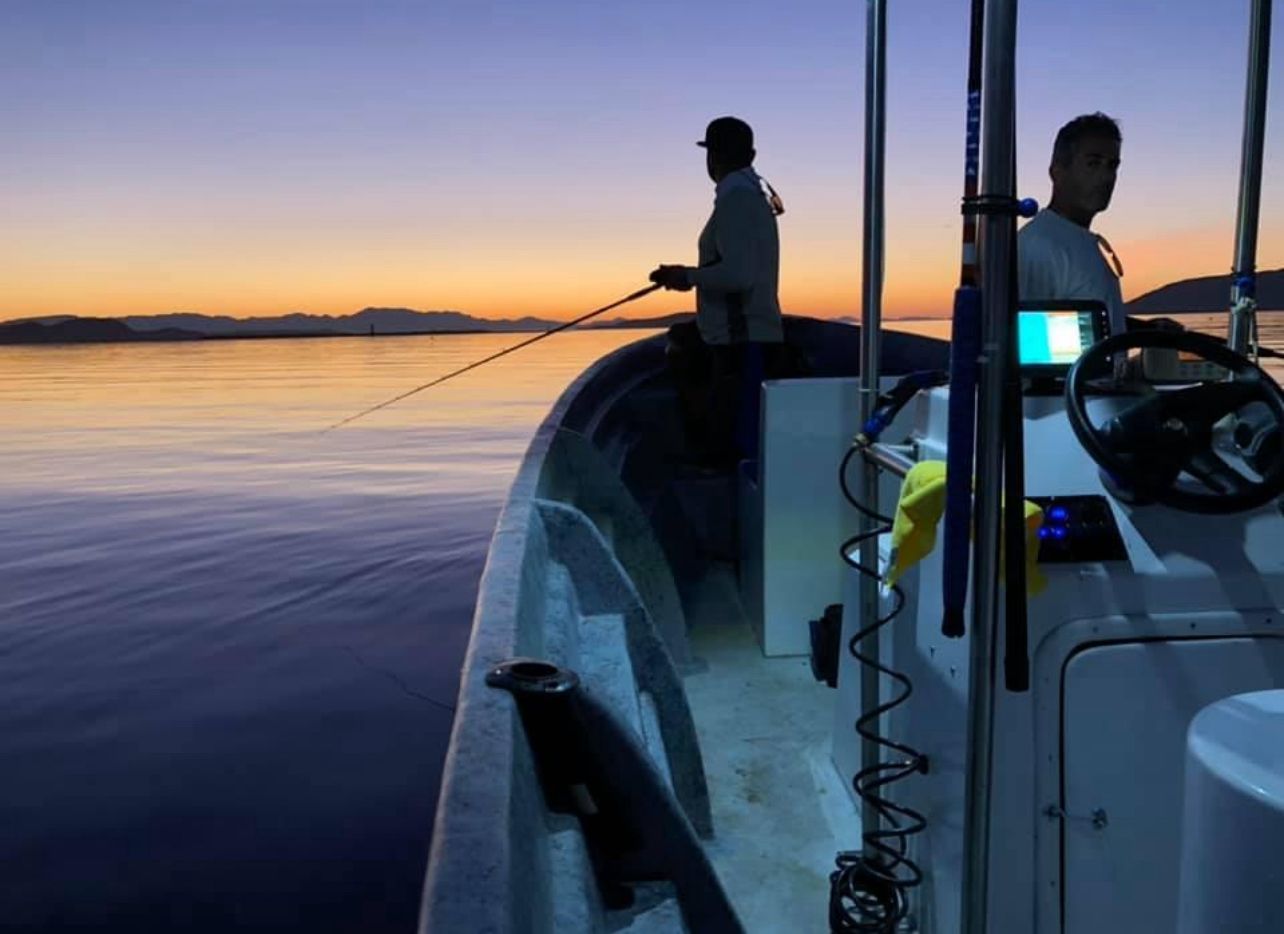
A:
1126;268;1282;314
2;269;1279;345
0;307;692;345
0;317;204;345
117;308;564;336
0;307;703;346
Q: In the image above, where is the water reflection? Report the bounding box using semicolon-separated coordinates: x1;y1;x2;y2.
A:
0;329;651;932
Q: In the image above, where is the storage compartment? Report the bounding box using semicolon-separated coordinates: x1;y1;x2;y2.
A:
1061;636;1284;934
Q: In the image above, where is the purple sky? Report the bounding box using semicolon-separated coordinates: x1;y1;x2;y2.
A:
3;0;1280;320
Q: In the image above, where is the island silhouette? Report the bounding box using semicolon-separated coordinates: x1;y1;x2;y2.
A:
2;269;1279;345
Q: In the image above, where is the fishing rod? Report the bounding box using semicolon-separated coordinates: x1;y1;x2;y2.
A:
939;0;987;640
323;283;661;432
1001;106;1030;693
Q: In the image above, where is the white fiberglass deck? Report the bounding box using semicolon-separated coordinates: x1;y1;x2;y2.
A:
681;564;862;933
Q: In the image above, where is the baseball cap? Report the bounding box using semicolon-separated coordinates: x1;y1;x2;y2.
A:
696;116;754;154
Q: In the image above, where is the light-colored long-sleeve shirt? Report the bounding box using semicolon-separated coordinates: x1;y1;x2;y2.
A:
687;168;784;345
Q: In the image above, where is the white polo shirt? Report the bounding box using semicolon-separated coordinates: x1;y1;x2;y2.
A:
1017;208;1126;336
687;168;785;346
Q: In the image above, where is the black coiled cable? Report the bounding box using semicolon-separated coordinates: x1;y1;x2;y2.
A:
829;445;929;933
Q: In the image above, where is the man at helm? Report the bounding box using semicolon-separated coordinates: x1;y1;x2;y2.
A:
1018;112;1129;337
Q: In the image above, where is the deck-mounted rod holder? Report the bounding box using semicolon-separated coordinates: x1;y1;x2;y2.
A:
486;658;745;934
486;659;586;817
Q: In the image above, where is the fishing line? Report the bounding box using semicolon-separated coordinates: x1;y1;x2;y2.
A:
323;283;661;432
343;645;456;714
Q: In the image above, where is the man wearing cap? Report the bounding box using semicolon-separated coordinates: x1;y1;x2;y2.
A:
650;116;787;467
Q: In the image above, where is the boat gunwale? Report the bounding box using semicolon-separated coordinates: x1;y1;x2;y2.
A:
418;330;667;933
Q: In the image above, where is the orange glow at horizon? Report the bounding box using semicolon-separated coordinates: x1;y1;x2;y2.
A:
4;155;1280;324
0;228;941;322
5;214;1281;324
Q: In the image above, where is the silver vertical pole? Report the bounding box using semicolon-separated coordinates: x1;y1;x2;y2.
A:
857;0;888;849
1228;0;1272;354
962;0;1018;928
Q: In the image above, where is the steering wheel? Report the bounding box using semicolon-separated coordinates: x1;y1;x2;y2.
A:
1065;329;1284;515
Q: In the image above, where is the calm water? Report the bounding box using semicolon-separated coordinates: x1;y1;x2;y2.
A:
0;330;648;932
2;315;1280;931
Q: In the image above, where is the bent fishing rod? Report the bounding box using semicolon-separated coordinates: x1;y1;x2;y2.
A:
323;283;661;432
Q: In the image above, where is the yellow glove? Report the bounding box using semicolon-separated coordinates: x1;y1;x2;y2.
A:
884;460;1046;595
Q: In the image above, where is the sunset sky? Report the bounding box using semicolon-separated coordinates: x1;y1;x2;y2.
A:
4;0;1282;323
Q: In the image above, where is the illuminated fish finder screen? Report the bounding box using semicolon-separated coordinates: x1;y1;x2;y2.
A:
1019;311;1095;365
1017;301;1109;377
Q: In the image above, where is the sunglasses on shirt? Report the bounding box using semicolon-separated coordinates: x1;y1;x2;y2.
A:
1095;233;1124;279
761;177;786;217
